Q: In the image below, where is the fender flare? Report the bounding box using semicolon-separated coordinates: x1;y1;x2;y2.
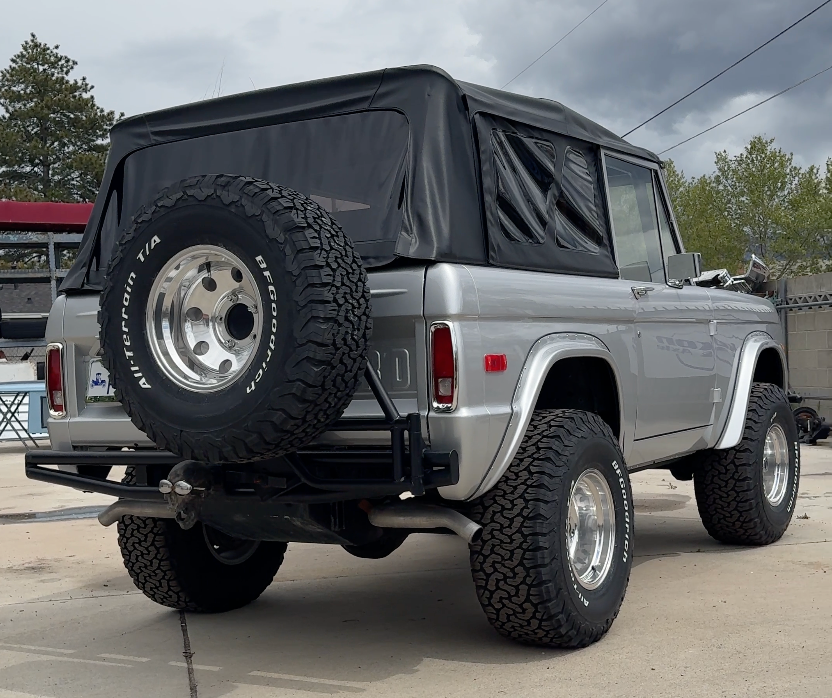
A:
713;332;787;450
469;333;623;500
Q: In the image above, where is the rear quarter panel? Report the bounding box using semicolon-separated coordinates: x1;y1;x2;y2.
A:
426;264;639;500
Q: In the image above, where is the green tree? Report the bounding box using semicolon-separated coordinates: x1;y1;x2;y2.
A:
0;34;121;203
818;158;832;261
664;160;745;272
666;137;831;279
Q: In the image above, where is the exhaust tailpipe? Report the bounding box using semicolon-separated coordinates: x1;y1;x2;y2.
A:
368;503;483;544
98;500;174;527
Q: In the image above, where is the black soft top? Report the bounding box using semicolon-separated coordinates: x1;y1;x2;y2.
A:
63;65;659;292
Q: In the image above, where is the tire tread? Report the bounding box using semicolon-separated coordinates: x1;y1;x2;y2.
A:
470;410;630;648
694;382;798;545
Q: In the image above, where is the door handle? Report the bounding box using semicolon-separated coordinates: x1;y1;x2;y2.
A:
631;286;654;299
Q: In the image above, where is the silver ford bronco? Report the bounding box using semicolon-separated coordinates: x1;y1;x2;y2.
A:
29;65;798;648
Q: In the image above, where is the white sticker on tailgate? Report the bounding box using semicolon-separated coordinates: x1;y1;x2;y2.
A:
87;359;116;402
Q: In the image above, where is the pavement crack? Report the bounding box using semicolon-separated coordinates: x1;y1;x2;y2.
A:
179;610;198;698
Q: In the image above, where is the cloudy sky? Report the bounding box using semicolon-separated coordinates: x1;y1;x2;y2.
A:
2;0;831;177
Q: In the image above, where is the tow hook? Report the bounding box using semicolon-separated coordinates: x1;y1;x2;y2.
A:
159;461;213;530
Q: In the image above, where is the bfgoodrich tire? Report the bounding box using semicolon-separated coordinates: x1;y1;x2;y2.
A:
694;383;800;545
470;410;633;648
99;175;372;463
117;470;286;612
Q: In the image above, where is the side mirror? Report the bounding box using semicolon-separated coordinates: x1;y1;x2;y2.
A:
666;252;702;284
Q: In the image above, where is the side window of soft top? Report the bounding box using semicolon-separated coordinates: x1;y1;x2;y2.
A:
604;156;666;284
556;147;605;254
479;118;618;278
491;131;606;256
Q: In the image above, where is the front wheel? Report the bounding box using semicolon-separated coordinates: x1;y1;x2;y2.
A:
694;383;800;545
470;410;633;648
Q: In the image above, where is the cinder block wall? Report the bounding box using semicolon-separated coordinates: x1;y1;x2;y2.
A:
784;272;832;423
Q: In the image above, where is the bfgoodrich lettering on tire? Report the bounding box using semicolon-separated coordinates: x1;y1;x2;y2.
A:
470;410;632;648
694;382;800;545
99;174;372;463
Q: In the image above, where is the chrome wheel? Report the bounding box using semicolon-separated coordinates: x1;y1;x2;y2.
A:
763;423;790;506
146;245;263;392
203;525;260;566
566;468;616;590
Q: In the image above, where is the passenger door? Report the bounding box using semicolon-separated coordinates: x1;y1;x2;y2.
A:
604;154;716;464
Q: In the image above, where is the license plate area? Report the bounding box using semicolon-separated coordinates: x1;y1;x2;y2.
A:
86;359;116;402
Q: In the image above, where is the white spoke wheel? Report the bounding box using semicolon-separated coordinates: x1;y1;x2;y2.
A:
471;410;632;649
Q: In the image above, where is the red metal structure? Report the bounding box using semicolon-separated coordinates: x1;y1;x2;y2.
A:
0;201;91;299
0;201;92;232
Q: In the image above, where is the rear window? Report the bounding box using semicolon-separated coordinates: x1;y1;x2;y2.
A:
114;110;409;267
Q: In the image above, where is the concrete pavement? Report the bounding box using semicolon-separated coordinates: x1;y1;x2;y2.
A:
0;443;830;698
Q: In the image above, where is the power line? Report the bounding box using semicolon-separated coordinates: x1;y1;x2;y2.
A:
622;0;832;137
658;62;832;155
501;0;612;89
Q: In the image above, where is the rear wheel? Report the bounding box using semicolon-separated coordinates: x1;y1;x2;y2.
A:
694;383;800;545
470;410;632;648
117;470;286;612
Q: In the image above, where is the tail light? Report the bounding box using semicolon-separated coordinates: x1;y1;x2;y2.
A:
46;343;66;418
430;323;457;411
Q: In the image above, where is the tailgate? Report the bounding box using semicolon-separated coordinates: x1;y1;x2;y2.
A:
337;266;428;421
48;268;428;449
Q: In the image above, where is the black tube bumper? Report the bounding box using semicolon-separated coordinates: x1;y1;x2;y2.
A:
25;450;176;501
25;434;459;504
26;366;458;503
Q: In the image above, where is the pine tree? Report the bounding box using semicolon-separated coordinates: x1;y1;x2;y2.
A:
0;34;121;203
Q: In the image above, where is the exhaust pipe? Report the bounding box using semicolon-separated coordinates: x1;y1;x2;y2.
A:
368;503;483;544
98;500;174;527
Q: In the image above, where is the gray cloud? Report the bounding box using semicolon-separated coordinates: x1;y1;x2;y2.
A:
1;0;830;176
466;0;832;173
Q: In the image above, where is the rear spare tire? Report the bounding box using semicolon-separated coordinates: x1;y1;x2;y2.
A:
100;175;372;462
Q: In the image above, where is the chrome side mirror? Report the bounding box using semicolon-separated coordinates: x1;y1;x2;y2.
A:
666;252;702;286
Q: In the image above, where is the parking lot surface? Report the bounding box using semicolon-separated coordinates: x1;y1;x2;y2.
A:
1;443;830;698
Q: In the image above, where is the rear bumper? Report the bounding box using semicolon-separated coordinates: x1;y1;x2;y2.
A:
25;449;176;501
25;420;459;504
27;366;459;503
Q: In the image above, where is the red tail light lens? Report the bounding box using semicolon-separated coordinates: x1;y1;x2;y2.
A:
46;343;66;418
431;323;456;410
